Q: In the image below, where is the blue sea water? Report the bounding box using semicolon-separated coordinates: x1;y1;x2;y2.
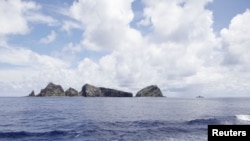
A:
0;97;250;141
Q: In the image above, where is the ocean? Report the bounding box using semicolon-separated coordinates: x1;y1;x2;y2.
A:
0;97;249;141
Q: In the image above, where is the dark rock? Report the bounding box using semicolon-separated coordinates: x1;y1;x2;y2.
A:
196;96;204;98
136;85;163;97
30;83;133;97
36;82;65;97
80;84;133;97
100;87;133;97
81;84;104;97
65;87;79;96
28;90;35;97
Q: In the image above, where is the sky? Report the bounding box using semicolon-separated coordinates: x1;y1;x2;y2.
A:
0;0;250;97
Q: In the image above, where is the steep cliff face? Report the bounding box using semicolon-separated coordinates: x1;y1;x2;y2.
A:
136;85;163;97
81;84;104;97
80;84;133;97
36;82;65;97
99;87;133;97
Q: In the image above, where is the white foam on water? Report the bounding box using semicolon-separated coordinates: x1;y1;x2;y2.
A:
236;115;250;121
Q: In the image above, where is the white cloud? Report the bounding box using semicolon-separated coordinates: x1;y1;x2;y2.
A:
208;9;250;97
0;0;56;36
40;30;57;44
0;46;70;96
26;12;58;26
1;0;250;97
53;42;82;64
139;0;214;43
0;0;36;35
0;46;67;69
61;20;82;34
221;9;250;66
61;0;223;96
69;0;139;51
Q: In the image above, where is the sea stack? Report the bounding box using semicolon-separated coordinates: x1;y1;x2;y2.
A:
36;82;65;97
136;85;163;97
28;90;35;97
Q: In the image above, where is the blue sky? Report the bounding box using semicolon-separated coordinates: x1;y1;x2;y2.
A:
207;0;250;31
0;0;250;97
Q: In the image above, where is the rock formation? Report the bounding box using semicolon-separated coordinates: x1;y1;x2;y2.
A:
196;96;204;98
65;87;79;96
99;87;133;97
28;90;35;97
36;82;65;97
81;84;104;97
29;82;165;97
80;84;133;97
136;85;163;97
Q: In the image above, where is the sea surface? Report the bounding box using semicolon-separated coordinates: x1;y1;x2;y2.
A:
0;97;250;141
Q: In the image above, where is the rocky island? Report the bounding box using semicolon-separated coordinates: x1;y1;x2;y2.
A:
28;82;164;97
36;82;65;97
65;87;79;96
196;96;204;98
136;85;163;97
81;84;133;97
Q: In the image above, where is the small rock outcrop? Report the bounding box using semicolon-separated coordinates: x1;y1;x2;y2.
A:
28;90;35;97
36;82;65;97
196;96;204;98
65;87;79;96
80;84;133;97
136;85;163;97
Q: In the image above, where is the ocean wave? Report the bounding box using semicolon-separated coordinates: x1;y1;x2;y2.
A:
0;130;79;139
187;115;250;125
186;118;221;125
236;115;250;121
0;120;208;141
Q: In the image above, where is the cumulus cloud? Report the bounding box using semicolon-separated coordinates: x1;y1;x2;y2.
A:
64;0;250;97
139;0;214;42
221;9;250;67
0;0;56;36
209;9;250;97
0;0;36;35
36;0;221;96
1;0;250;97
0;46;70;96
68;0;140;51
0;0;59;96
0;46;67;69
40;30;57;44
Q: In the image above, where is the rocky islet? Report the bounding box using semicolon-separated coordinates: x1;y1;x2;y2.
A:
29;82;164;97
135;85;163;97
36;82;65;97
65;87;79;97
